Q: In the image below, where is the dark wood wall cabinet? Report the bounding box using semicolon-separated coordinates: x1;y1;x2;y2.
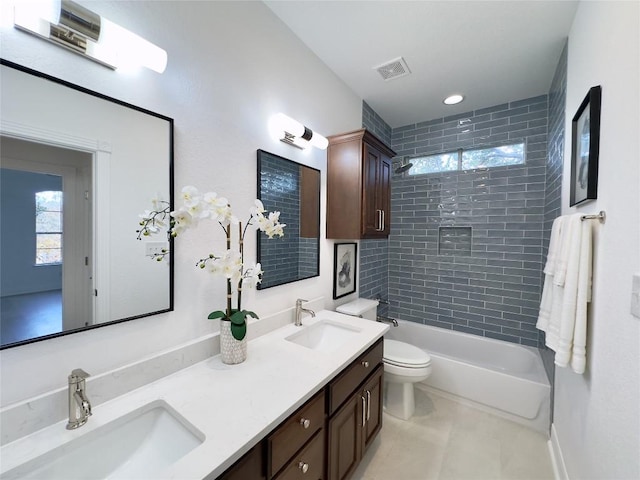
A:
218;338;384;480
326;129;396;239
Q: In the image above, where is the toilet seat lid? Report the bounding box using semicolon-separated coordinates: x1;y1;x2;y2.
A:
384;339;431;368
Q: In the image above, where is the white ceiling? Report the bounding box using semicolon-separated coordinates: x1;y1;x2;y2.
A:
264;0;579;128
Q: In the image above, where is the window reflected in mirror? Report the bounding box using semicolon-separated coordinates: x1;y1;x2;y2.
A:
0;60;174;349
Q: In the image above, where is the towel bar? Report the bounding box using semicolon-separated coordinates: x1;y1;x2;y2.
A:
581;211;606;223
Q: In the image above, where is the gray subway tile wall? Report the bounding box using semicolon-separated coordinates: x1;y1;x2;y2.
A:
362;95;551;346
259;154;300;287
358;239;390;317
298;237;318;279
540;41;567;381
362;100;393;147
361;102;393;316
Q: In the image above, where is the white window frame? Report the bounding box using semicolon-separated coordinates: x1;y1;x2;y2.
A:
407;141;526;176
35;190;63;266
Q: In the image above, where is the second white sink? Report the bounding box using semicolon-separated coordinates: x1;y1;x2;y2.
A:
286;319;362;352
1;400;204;480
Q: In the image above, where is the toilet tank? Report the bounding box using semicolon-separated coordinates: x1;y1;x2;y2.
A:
336;298;379;321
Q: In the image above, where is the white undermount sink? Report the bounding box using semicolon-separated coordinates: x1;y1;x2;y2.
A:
1;400;204;480
286;319;362;352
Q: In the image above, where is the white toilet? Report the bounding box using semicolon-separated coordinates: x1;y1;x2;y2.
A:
336;298;432;420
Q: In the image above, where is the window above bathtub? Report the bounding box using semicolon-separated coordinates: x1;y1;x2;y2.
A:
406;142;525;176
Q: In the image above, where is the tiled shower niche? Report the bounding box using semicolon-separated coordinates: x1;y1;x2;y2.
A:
438;227;472;256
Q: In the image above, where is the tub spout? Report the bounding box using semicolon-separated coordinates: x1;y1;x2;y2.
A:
376;315;398;327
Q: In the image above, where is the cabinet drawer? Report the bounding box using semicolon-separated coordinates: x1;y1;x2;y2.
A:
268;391;325;478
275;429;325;480
328;339;383;415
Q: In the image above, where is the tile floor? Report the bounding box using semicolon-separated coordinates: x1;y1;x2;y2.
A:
353;384;555;480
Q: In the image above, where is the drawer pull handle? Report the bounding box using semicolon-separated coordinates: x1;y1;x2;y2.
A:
298;461;309;474
299;418;311;429
366;390;371;421
362;361;369;368
361;395;367;427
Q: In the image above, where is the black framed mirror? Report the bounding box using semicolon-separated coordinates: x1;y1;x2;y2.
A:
0;59;174;349
257;149;320;289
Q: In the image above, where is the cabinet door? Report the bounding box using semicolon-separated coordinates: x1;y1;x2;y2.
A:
362;366;384;452
327;394;364;480
218;443;265;480
378;156;391;236
361;143;382;237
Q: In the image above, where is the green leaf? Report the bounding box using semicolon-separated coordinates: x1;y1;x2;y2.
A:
243;310;259;319
230;310;247;326
207;310;226;320
230;321;247;341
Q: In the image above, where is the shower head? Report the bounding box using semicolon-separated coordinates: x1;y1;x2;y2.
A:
394;161;413;174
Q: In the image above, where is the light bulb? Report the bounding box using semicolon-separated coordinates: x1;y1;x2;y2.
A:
444;94;464;105
98;18;167;73
309;132;328;150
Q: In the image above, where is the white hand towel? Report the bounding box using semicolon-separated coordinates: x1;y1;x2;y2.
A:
554;214;583;367
553;213;579;287
537;216;565;334
570;218;592;374
537;213;593;374
544;216;565;275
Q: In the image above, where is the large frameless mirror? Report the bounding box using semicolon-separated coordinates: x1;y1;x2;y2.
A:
0;60;174;349
257;149;320;289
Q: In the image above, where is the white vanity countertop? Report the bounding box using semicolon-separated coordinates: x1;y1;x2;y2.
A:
0;310;389;479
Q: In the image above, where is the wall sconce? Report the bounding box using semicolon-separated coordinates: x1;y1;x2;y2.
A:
13;0;167;73
269;113;328;150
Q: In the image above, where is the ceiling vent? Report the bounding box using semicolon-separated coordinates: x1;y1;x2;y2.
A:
374;57;411;81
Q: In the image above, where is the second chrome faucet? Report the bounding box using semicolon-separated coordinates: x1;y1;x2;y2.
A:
67;368;92;430
295;299;315;326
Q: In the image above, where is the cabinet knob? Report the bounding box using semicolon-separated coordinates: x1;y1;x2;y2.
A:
299;418;311;429
361;361;369;368
298;461;309;474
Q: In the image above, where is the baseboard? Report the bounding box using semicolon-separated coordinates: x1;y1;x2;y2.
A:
548;423;569;480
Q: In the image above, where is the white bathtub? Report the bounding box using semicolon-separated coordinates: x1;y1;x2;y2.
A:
386;320;551;433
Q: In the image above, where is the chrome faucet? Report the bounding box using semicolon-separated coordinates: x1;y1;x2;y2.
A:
66;368;92;430
295;299;315;326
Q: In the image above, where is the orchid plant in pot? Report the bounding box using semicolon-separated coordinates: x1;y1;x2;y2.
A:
137;186;285;364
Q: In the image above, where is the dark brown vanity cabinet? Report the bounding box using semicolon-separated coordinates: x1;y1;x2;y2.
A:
327;129;395;239
268;391;326;479
327;342;384;480
217;339;384;480
218;443;266;480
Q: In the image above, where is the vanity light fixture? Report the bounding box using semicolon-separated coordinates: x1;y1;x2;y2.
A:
13;0;168;73
270;113;329;150
443;94;464;105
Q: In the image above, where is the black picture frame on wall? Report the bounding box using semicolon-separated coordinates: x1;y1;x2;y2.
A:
333;242;357;299
570;85;601;206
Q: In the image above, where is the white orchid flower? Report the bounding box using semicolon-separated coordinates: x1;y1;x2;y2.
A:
243;262;263;288
250;199;266;216
268;211;281;223
150;194;165;211
206;257;224;275
180;186;201;207
218;250;242;281
139;210;154;221
170;208;195;235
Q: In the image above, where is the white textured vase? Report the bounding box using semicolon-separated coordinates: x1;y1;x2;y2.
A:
220;320;247;365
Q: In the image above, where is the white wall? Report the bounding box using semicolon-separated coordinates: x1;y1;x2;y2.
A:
0;1;362;406
555;1;640;478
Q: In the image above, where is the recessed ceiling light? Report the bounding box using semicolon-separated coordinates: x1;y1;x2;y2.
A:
444;94;464;105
